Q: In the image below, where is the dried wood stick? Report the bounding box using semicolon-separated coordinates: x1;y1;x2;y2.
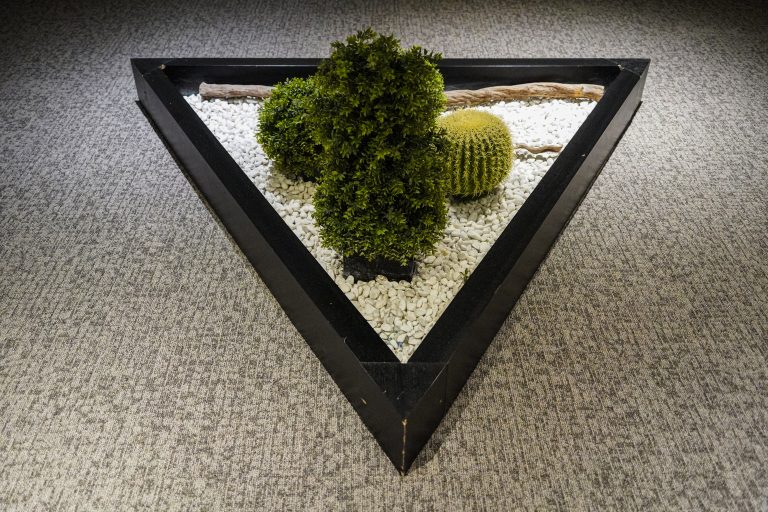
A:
445;83;603;105
514;143;563;154
199;83;274;99
199;81;603;104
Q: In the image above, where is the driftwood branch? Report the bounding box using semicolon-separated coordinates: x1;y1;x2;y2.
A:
199;81;604;104
199;83;275;99
445;83;603;105
514;143;563;154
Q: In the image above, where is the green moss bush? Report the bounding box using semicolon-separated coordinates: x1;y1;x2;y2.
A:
437;109;514;198
256;76;323;181
310;28;448;265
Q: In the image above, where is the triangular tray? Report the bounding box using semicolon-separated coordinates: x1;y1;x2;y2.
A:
132;57;649;473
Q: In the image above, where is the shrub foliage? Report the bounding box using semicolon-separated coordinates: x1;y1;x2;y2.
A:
438;109;513;198
257;76;324;181
310;29;448;265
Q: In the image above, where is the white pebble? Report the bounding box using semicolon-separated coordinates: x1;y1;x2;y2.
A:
184;94;594;362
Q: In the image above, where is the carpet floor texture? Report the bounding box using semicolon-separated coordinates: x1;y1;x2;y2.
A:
1;0;766;510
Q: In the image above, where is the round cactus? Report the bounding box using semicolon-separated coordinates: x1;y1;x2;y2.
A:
437;109;513;198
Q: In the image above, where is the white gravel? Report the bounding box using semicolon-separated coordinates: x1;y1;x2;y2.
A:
185;94;596;362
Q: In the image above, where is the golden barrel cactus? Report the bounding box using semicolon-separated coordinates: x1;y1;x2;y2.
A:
437;109;513;198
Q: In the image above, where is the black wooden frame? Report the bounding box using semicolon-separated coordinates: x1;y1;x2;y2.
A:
132;58;649;473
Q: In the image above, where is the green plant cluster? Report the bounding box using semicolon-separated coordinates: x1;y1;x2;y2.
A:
437;109;513;198
309;28;448;264
256;76;324;181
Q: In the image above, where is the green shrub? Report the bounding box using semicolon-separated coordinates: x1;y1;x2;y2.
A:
310;28;448;265
256;76;323;181
437;109;514;198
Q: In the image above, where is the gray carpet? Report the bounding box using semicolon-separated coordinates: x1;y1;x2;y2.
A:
1;0;767;509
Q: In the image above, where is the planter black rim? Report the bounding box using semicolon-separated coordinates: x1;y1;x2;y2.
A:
132;57;649;473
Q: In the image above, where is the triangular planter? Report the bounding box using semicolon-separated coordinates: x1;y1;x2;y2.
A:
132;57;649;473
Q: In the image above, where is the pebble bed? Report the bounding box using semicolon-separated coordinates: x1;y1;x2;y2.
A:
185;94;596;361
